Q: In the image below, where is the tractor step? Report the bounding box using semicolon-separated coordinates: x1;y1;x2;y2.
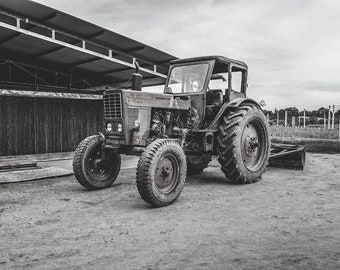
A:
268;143;306;170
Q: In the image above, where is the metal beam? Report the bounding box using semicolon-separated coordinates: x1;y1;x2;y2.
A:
0;12;58;45
97;63;152;75
110;45;146;58
34;31;105;57
97;67;132;75
0;20;167;79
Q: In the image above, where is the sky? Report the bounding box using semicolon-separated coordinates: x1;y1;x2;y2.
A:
34;0;340;110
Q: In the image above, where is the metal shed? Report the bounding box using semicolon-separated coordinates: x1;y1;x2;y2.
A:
0;0;177;156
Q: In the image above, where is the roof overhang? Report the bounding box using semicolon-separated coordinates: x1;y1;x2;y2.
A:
0;0;177;93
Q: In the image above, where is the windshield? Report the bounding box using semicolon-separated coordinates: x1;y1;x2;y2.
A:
165;63;209;94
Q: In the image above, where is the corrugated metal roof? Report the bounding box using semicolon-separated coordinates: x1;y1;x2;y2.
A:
0;0;177;91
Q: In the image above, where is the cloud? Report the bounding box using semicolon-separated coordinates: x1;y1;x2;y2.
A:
34;0;340;109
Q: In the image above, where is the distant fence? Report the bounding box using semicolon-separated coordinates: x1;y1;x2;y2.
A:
0;95;103;156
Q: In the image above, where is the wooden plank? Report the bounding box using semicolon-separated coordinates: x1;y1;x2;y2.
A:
0;167;73;184
0;96;104;156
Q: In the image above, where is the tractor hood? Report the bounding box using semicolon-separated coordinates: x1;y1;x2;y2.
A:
105;89;191;110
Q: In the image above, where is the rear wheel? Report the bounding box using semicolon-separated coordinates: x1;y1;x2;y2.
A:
217;103;270;184
136;139;187;207
186;154;212;175
73;135;121;190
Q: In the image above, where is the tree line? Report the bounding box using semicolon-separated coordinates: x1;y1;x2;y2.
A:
263;107;340;126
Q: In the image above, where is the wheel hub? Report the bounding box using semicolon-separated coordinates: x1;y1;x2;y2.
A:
241;121;266;171
245;136;259;155
161;167;170;178
155;154;179;194
88;148;113;180
93;158;103;169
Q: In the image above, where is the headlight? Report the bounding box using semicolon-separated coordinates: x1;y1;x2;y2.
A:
106;122;113;132
117;123;123;132
134;120;140;128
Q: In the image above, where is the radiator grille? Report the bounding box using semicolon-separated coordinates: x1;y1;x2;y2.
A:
103;93;122;119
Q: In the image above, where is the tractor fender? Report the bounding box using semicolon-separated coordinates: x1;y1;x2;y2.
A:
209;98;262;130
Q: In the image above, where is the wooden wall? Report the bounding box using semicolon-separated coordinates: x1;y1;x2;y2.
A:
0;96;103;156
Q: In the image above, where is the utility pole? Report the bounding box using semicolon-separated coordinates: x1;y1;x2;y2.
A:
303;109;306;128
284;110;287;127
332;104;335;129
328;105;331;129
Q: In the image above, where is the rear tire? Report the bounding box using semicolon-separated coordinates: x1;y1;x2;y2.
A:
73;135;121;190
217;103;270;184
186;154;212;176
136;139;187;207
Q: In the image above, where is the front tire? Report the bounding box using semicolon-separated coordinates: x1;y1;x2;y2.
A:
217;103;270;184
136;139;187;207
73;135;121;190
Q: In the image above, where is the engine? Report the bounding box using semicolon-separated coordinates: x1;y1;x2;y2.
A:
150;108;198;138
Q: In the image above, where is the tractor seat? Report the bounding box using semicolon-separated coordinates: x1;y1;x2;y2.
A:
206;89;223;120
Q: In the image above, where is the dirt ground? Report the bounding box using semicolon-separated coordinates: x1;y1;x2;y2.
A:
1;153;339;270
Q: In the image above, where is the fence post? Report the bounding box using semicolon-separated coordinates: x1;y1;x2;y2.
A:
332;105;335;129
328;105;331;129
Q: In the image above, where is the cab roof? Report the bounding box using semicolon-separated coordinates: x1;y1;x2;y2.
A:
170;55;248;73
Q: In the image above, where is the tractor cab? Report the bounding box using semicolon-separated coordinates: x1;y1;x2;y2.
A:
164;56;248;126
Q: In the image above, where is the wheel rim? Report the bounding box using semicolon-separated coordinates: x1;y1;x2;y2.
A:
87;145;115;181
155;153;179;194
241;118;267;171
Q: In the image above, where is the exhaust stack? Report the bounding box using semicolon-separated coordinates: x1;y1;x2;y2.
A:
132;61;142;91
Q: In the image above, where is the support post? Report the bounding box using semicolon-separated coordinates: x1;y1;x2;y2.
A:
303;109;306;128
285;110;287;127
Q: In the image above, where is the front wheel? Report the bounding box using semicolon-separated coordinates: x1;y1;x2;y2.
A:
136;139;187;207
73;135;121;190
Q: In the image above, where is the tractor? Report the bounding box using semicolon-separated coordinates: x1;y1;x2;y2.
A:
73;56;271;207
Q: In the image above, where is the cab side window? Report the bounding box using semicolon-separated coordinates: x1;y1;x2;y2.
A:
231;70;242;92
